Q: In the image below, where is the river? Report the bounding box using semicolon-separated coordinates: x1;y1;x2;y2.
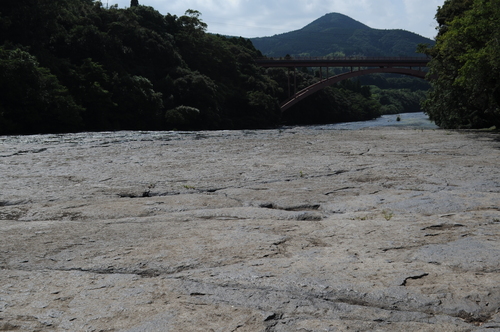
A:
0;112;437;153
309;111;437;130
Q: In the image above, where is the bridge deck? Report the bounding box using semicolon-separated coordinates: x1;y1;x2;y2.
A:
256;56;430;68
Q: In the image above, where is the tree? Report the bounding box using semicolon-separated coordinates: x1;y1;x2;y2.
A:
0;48;84;134
130;0;139;7
421;0;500;128
1;0;379;133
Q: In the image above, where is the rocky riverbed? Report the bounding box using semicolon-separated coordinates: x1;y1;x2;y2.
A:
1;127;499;331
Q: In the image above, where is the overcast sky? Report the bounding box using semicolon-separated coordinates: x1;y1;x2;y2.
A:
110;0;443;40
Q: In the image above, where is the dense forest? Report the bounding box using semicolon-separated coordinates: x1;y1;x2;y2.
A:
420;0;500;128
0;0;382;135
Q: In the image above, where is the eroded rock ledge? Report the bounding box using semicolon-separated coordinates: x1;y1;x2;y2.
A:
1;128;499;331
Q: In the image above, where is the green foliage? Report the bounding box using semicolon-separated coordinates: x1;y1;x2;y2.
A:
65;58;116;130
0;1;282;134
0;47;83;134
111;74;164;130
0;1;433;134
165;106;200;130
358;74;431;91
421;0;500;128
238;91;280;128
354;74;430;114
371;86;427;114
434;0;474;35
382;210;394;221
251;13;434;57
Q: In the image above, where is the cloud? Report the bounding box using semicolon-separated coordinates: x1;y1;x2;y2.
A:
402;0;441;37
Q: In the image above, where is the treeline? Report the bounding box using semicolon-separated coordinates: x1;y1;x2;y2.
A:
0;0;382;135
266;69;381;125
277;66;429;120
0;1;281;134
360;74;429;114
420;0;500;128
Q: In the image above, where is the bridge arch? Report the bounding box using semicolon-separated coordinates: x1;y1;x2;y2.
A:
280;67;427;112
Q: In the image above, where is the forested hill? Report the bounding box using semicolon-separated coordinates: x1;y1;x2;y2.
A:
251;13;434;57
0;1;389;134
0;1;284;134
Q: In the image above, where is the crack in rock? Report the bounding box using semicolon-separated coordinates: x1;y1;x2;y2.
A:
176;279;469;326
421;223;465;230
264;312;284;332
400;273;429;286
457;310;495;326
259;203;321;211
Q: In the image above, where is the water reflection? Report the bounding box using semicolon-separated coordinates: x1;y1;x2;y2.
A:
311;112;438;130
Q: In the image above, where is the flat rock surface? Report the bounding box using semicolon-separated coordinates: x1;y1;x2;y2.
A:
0;127;499;331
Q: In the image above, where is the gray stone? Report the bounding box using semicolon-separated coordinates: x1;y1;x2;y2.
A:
0;128;499;331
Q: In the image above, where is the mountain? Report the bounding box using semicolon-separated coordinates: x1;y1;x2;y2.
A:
250;13;434;57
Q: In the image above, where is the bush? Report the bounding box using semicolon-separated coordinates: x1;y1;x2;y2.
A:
165;105;201;129
0;48;83;135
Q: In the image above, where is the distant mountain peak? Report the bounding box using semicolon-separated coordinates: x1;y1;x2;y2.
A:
250;13;434;57
301;13;370;32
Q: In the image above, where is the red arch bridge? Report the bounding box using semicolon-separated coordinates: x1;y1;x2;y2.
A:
255;57;430;112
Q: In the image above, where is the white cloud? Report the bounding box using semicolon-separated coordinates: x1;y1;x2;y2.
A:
402;0;441;37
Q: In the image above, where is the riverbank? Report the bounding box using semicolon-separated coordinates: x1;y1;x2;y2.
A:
1;127;499;331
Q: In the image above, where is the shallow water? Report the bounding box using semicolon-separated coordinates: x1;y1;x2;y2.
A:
0;112;437;154
310;112;438;130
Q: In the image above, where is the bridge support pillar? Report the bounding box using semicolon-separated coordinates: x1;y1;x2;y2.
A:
287;68;291;97
319;67;330;80
287;67;297;98
294;67;297;95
